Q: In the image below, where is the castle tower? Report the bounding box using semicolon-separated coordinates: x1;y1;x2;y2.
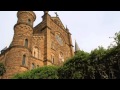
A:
2;11;36;79
11;11;36;48
0;11;75;79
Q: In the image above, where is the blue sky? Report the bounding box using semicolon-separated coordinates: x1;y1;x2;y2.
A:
0;11;120;53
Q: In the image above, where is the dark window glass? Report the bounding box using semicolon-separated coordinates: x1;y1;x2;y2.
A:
25;39;28;47
28;19;31;25
22;55;26;66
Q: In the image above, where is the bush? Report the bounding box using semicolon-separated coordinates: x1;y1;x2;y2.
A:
12;66;59;79
58;51;91;79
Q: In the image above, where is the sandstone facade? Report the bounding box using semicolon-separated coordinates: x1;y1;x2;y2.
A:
0;11;74;79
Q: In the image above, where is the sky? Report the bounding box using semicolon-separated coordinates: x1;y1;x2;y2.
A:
0;11;120;53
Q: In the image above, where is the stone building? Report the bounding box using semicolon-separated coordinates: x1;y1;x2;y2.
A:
0;11;77;79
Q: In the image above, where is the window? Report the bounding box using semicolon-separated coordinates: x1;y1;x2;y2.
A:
52;58;54;64
55;34;63;46
37;65;39;68
28;19;31;25
25;39;28;47
32;63;35;69
51;41;55;49
51;55;55;64
59;52;64;63
34;51;36;57
22;55;26;66
33;47;39;59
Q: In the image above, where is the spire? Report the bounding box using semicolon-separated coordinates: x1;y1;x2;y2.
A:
66;25;68;29
75;40;80;52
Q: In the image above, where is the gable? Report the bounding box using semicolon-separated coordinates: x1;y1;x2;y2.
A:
51;17;65;30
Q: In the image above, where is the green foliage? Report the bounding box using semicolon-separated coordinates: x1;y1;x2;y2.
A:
90;46;106;61
12;66;59;79
12;31;120;79
58;51;92;79
58;31;120;79
114;31;120;45
0;63;6;76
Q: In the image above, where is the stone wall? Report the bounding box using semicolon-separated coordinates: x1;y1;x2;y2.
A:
0;11;74;79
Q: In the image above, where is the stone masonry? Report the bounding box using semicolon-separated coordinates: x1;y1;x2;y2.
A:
0;11;74;79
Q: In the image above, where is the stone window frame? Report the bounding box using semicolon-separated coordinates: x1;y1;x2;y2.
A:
28;19;31;25
51;54;55;64
22;54;26;66
59;51;64;63
55;32;65;47
51;41;55;50
24;39;28;48
32;46;40;59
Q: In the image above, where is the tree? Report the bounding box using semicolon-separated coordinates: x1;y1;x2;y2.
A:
58;51;92;79
114;31;120;46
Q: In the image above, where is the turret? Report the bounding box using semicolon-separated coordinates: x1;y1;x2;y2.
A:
2;11;36;79
11;11;36;48
17;11;36;27
75;40;80;54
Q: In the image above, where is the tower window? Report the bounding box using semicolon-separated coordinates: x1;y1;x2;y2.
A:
25;39;28;47
28;19;31;25
22;55;26;66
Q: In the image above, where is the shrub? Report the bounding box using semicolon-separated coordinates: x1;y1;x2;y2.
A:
12;66;59;79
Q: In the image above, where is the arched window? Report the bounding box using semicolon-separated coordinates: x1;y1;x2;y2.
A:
32;63;35;69
34;51;36;57
28;19;31;25
52;58;54;64
59;52;64;63
51;55;55;64
33;47;39;59
51;41;55;49
22;55;26;66
25;39;28;47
